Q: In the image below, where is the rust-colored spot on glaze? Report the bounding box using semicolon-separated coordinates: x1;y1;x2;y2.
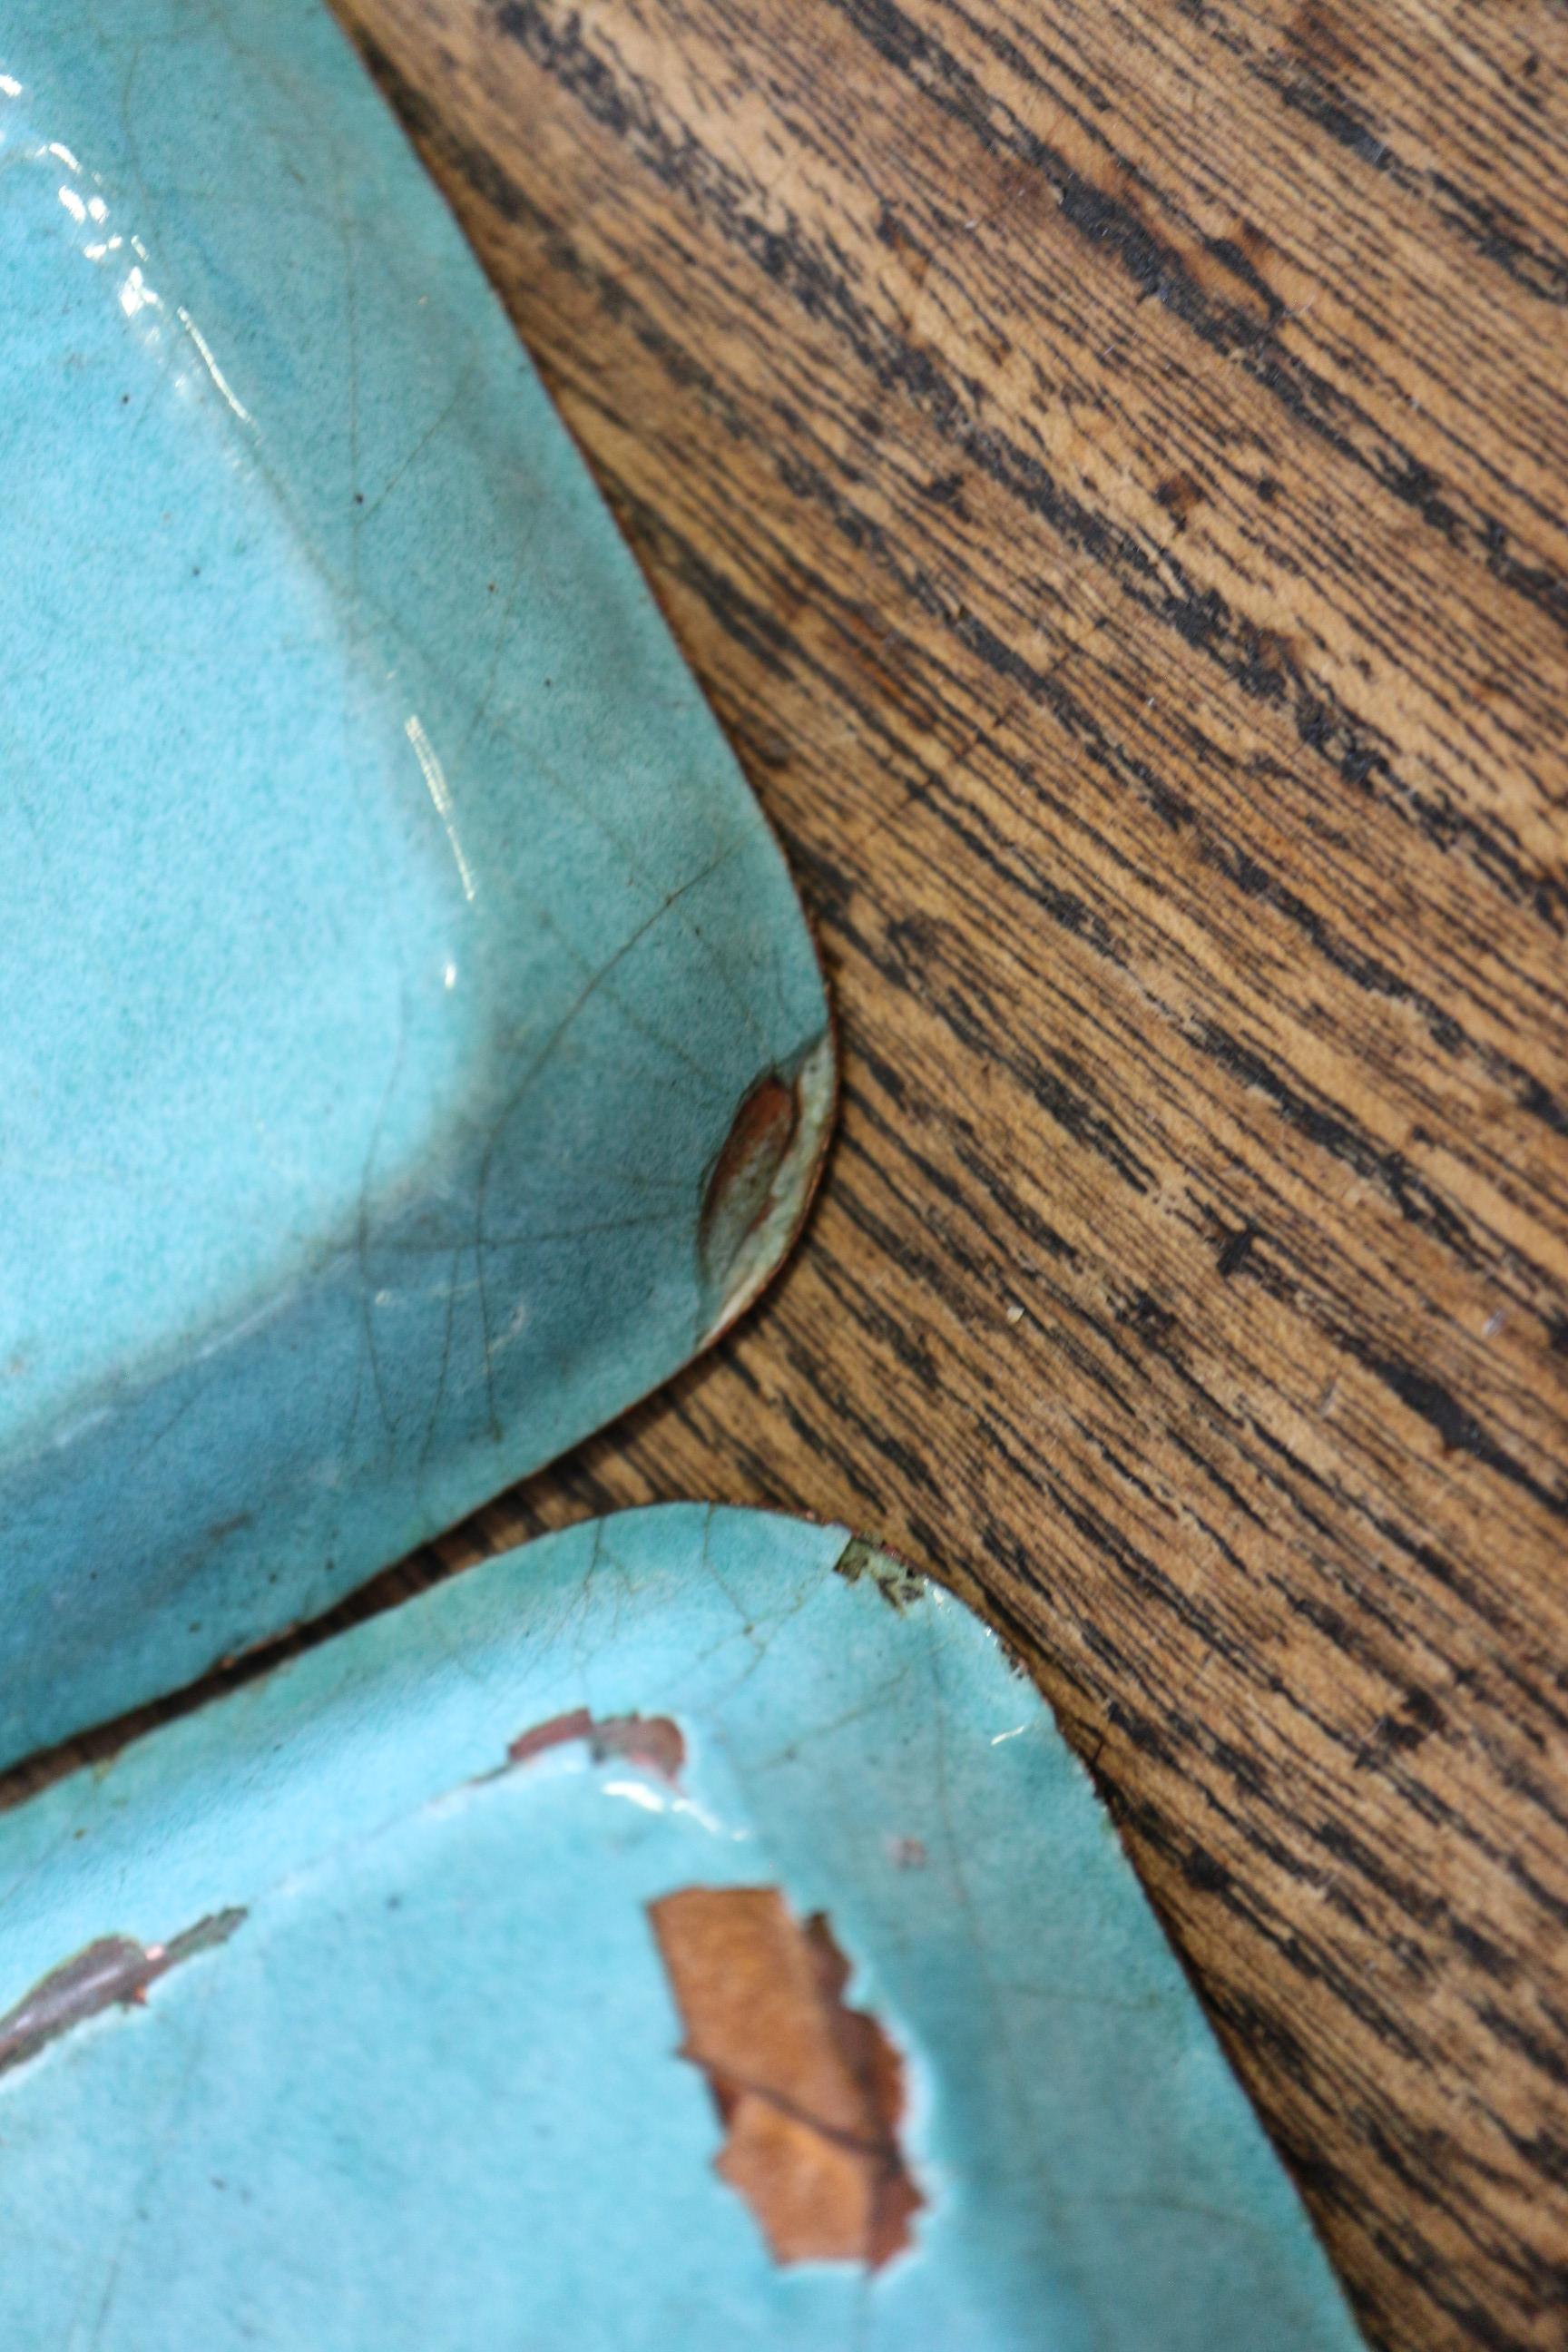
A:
507;1709;685;1783
0;1909;246;2078
700;1073;799;1275
693;1034;835;1340
648;1886;923;2270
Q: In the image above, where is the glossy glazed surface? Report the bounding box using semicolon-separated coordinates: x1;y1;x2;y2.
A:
0;5;828;1765
0;1506;1364;2350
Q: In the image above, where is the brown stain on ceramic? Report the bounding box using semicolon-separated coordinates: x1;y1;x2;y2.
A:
506;1707;686;1782
700;1073;800;1269
0;1909;246;2078
695;1038;837;1338
648;1885;922;2270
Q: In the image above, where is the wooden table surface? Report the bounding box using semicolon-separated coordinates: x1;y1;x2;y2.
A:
331;3;1568;2343
116;1;1568;2341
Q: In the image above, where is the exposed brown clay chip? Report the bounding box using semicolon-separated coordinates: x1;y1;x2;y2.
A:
648;1885;922;2269
698;1071;799;1295
506;1708;685;1783
0;1908;246;2078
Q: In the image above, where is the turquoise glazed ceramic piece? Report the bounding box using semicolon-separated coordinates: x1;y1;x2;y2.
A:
0;7;829;1765
0;1505;1364;2350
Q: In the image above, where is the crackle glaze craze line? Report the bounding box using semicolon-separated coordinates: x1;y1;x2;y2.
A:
0;1505;1365;2351
0;5;829;1765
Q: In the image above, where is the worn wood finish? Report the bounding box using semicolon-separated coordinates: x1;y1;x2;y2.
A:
328;3;1568;2343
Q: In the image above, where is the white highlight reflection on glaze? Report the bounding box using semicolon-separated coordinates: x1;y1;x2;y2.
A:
406;712;478;903
176;306;253;426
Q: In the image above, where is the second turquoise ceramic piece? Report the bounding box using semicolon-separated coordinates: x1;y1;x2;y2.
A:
0;1505;1365;2350
0;5;829;1766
